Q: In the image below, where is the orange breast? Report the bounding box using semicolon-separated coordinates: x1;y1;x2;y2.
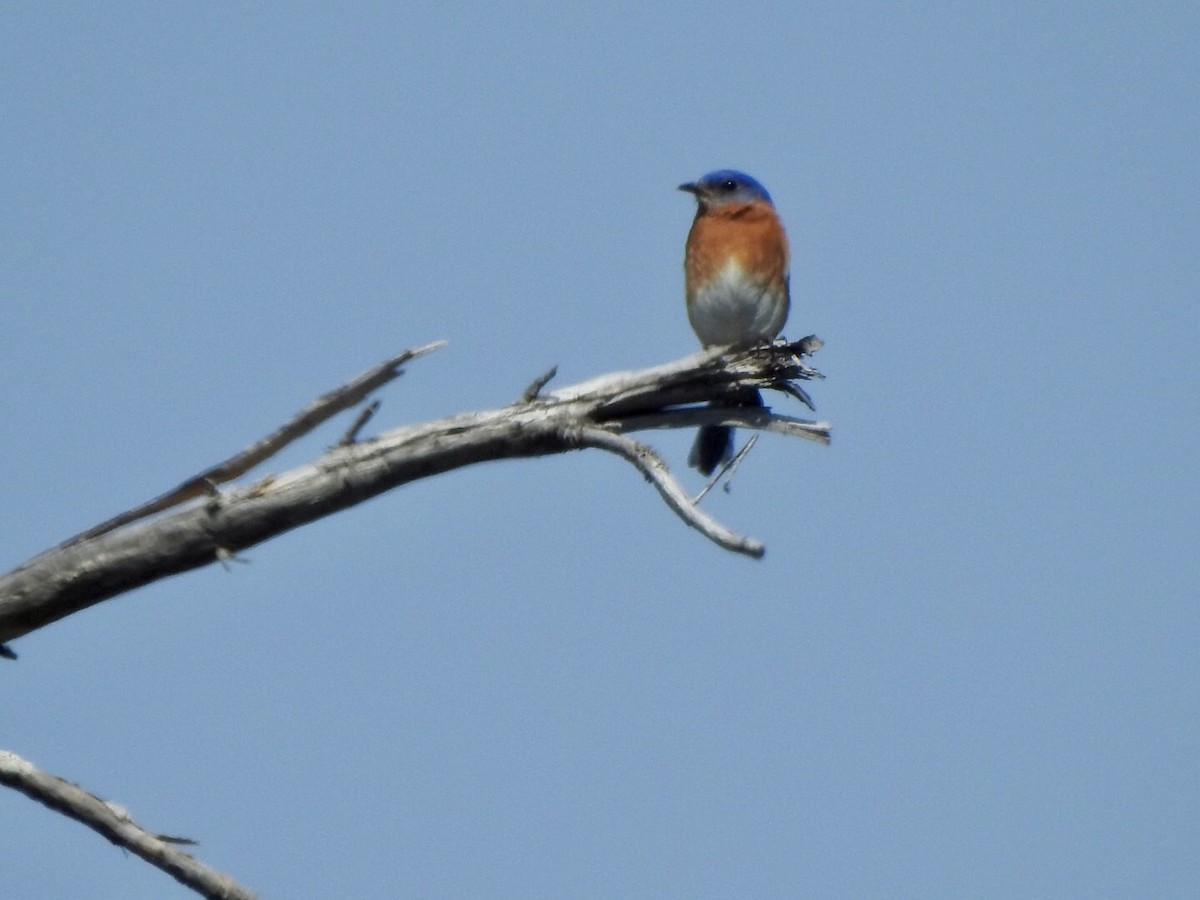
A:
684;201;790;294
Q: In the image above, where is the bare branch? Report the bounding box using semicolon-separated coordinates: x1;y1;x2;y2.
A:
520;365;559;401
337;400;381;446
573;426;765;558
0;338;827;653
0;749;255;900
62;341;446;547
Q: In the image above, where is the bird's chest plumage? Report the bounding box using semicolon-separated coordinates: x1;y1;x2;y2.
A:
687;259;788;346
684;202;790;348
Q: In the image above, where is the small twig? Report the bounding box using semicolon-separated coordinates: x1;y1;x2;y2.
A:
721;435;758;492
521;365;559;402
214;547;250;570
692;470;721;506
0;749;255;900
574;426;765;558
795;334;824;356
692;435;758;505
775;380;815;411
338;400;381;446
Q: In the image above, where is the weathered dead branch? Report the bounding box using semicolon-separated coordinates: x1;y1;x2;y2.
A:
0;338;828;657
0;750;255;900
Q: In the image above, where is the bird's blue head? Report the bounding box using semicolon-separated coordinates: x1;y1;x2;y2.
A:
678;169;773;208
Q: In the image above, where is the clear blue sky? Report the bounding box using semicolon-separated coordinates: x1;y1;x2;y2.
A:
3;3;1197;898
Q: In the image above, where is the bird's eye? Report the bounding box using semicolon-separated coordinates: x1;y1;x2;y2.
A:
721;179;738;192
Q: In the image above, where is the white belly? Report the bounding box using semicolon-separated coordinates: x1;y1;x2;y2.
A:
688;260;788;347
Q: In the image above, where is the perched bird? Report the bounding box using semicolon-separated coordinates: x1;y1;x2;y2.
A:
679;169;791;475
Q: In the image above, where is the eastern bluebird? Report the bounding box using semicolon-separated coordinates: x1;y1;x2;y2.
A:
679;169;791;475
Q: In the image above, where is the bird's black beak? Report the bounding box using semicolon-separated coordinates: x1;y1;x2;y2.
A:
678;182;699;195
